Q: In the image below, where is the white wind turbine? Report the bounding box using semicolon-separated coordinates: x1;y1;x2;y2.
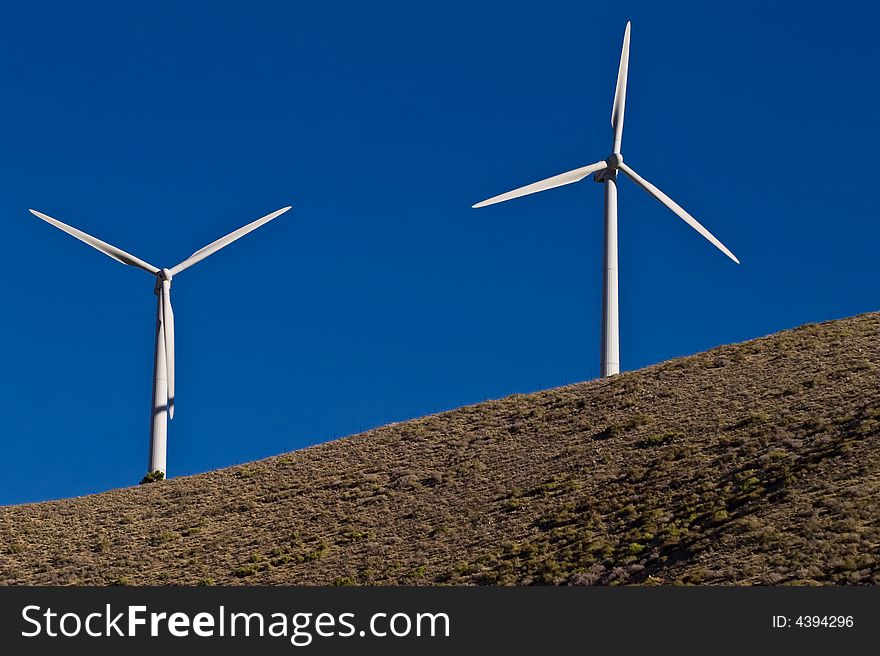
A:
472;22;739;377
30;205;292;477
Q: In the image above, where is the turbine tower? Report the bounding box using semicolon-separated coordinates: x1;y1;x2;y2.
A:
30;205;292;476
472;22;739;377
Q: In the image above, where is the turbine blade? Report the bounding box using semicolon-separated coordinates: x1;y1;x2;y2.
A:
618;162;740;264
169;206;292;276
29;209;160;274
162;288;175;420
611;21;631;154
472;161;608;208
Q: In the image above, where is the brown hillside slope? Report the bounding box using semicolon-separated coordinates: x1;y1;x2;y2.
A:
2;313;879;585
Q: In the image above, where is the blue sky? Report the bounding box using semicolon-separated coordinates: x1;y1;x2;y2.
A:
1;1;876;504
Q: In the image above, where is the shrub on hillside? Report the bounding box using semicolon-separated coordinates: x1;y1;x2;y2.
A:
140;470;165;485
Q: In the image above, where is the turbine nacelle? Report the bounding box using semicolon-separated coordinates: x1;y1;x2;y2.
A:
154;268;173;293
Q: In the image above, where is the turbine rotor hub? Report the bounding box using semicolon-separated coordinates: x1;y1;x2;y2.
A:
594;153;623;182
154;268;173;294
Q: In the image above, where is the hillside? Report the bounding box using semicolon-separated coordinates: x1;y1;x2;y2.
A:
2;313;879;586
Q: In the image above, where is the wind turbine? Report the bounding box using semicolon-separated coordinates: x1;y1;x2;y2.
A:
472;22;739;377
29;205;292;477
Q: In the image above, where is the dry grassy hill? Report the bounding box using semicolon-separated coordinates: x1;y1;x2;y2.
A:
2;313;879;586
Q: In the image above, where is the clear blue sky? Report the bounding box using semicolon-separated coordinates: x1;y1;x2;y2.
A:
1;1;876;504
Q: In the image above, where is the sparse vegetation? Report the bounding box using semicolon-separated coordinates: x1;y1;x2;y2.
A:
1;312;879;586
639;432;680;447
